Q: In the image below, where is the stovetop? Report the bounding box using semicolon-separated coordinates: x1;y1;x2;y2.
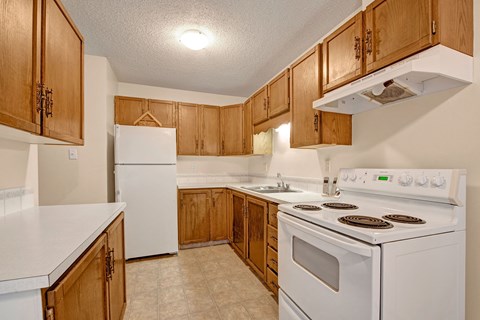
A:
279;168;466;244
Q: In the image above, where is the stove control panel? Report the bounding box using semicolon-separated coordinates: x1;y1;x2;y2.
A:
338;168;466;205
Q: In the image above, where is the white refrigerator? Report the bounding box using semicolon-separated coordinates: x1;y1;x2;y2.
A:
114;124;178;259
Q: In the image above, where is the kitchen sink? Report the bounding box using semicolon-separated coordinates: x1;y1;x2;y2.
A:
242;185;301;193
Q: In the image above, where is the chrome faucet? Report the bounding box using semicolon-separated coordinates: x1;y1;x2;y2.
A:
277;173;286;189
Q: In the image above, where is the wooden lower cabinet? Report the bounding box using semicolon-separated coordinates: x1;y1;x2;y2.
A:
266;203;279;297
211;189;227;241
46;213;126;320
178;188;228;246
231;191;247;258
226;189;233;241
246;197;267;278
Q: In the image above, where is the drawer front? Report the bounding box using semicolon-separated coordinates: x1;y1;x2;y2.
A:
267;267;279;296
267;246;278;273
268;203;278;228
267;225;278;250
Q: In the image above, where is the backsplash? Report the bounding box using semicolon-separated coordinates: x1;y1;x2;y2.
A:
177;173;325;193
176;173;250;185
0;187;35;217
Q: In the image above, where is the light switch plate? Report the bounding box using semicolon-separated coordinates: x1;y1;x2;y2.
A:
68;148;78;160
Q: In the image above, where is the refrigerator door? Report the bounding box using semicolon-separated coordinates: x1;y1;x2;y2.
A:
115;124;177;164
115;164;178;259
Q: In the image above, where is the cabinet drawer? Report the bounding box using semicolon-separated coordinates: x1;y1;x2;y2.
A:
267;246;278;273
266;267;279;296
268;203;278;228
267;225;278;250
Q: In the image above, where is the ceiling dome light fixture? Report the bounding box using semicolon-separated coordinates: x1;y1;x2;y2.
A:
180;29;209;50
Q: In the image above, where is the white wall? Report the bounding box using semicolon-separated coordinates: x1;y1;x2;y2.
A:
116;82;250;176
0;139;38;203
38;55;117;205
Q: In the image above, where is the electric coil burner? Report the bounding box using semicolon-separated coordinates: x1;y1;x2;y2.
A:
383;214;426;224
338;215;393;229
292;204;322;211
322;202;359;210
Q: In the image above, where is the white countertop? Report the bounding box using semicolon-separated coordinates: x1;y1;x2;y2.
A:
0;202;126;295
178;182;328;204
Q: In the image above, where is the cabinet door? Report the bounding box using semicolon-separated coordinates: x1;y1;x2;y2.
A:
243;100;253;155
115;96;147;125
323;12;364;92
221;104;243;155
106;213;126;320
148;99;176;128
210;189;227;241
226;190;233;242
42;0;84;144
200;105;220;156
246;197;267;278
252;87;268;125
267;69;290;118
290;46;322;148
177;103;199;155
0;0;41;134
179;190;210;244
232;191;247;258
365;0;433;73
46;234;109;319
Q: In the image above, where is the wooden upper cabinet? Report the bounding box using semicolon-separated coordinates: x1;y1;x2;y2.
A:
243;100;253;155
365;0;473;73
290;46;322;148
46;234;109;319
0;0;41;135
200;105;220;156
252;87;268;125
246;196;267;278
210;189;227;241
177;102;199;155
106;213;126;320
221;104;244;155
148;99;176;128
365;0;432;73
42;0;84;144
114;96;147;125
267;69;290;118
179;190;211;245
323;12;364;93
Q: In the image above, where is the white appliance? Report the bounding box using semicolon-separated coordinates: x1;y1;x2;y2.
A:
278;168;466;320
114;124;178;259
313;45;473;114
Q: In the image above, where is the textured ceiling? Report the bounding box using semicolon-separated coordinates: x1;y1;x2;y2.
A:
62;0;361;97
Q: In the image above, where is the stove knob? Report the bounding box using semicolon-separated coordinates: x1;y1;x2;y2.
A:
398;173;413;186
415;175;429;186
431;175;446;188
349;172;357;182
341;172;349;181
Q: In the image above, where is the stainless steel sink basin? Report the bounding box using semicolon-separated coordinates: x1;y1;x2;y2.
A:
242;185;301;193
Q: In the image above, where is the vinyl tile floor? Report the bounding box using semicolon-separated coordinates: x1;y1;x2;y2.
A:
124;244;279;320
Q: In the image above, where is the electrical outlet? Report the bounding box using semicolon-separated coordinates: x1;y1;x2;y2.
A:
68;148;78;160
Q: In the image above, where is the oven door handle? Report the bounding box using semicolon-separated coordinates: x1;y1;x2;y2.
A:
279;212;376;257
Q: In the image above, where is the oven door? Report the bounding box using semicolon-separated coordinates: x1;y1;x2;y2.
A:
278;212;381;320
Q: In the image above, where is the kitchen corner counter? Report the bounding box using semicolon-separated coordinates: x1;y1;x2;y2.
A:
0;202;126;295
178;183;328;204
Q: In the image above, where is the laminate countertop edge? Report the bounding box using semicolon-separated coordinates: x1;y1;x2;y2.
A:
0;202;126;295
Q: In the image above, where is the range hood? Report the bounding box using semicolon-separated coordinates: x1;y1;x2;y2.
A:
314;45;473;114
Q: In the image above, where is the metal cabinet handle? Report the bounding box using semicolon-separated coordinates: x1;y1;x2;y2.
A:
354;36;361;60
314;113;319;132
263;98;267;110
36;82;44;114
365;29;373;55
110;248;115;275
45;87;53;118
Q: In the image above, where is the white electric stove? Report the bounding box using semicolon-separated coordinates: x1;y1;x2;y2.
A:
278;168;466;320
